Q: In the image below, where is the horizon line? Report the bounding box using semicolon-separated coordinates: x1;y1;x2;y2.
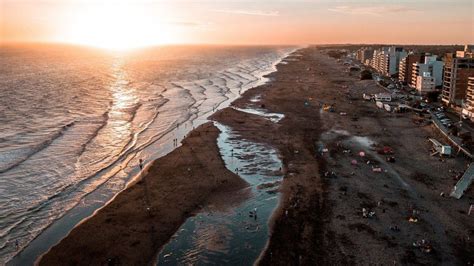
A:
1;40;471;49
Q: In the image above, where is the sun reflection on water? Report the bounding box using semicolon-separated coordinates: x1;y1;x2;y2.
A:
108;59;139;142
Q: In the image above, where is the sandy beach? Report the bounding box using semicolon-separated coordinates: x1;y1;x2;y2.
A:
39;123;248;265
39;47;473;265
247;47;473;265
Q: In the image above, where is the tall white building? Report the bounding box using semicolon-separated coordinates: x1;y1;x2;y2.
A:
371;47;407;76
442;45;474;106
462;77;474;120
416;72;436;94
410;55;444;88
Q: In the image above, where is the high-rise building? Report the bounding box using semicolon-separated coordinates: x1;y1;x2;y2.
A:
355;48;374;65
442;45;474;106
416;72;436;94
461;77;474;120
410;55;444;88
371;46;407;77
399;54;424;85
371;48;385;71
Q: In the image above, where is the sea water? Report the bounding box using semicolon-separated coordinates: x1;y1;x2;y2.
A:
0;44;295;264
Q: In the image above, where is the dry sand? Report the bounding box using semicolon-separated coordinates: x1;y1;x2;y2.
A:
214;47;473;265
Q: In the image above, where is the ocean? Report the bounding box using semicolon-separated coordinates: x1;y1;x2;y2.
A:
0;44;295;263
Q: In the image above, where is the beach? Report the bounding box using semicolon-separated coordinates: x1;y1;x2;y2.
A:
39;123;248;265
39;47;473;265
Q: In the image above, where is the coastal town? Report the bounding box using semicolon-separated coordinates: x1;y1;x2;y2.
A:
34;45;474;265
354;44;474;121
307;45;474;264
3;0;473;265
327;45;474;196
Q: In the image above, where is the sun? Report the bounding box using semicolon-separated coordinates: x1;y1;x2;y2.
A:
58;1;178;51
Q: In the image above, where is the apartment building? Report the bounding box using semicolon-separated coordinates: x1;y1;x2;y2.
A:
461;77;474;120
410;55;444;88
442;45;474;106
399;54;424;85
355;47;374;65
416;72;436;94
371;46;407;77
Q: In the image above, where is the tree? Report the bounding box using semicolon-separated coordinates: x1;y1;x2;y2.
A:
360;70;372;80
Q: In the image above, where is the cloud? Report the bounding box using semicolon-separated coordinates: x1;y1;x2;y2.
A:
212;9;279;17
328;5;416;16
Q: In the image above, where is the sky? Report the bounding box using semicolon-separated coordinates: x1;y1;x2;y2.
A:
1;0;473;48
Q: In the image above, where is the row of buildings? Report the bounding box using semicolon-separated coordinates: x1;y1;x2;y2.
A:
354;45;474;120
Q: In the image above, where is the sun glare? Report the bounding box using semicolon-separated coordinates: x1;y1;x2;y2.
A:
58;1;178;51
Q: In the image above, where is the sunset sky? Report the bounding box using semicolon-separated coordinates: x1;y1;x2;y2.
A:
1;0;473;49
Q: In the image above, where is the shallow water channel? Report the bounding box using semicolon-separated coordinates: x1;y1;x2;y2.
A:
156;122;283;265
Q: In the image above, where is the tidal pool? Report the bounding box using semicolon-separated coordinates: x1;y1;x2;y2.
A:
156;122;283;265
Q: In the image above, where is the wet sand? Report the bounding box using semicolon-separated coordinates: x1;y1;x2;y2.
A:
211;51;329;264
40;47;473;265
39;123;248;265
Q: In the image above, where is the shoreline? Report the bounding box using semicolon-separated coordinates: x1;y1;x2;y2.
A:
39;122;249;265
28;48;300;265
28;46;473;265
211;50;328;264
7;47;297;265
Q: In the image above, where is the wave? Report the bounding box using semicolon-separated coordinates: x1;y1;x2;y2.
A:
0;121;75;174
76;112;109;157
16;96;170;223
2;46;298;264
